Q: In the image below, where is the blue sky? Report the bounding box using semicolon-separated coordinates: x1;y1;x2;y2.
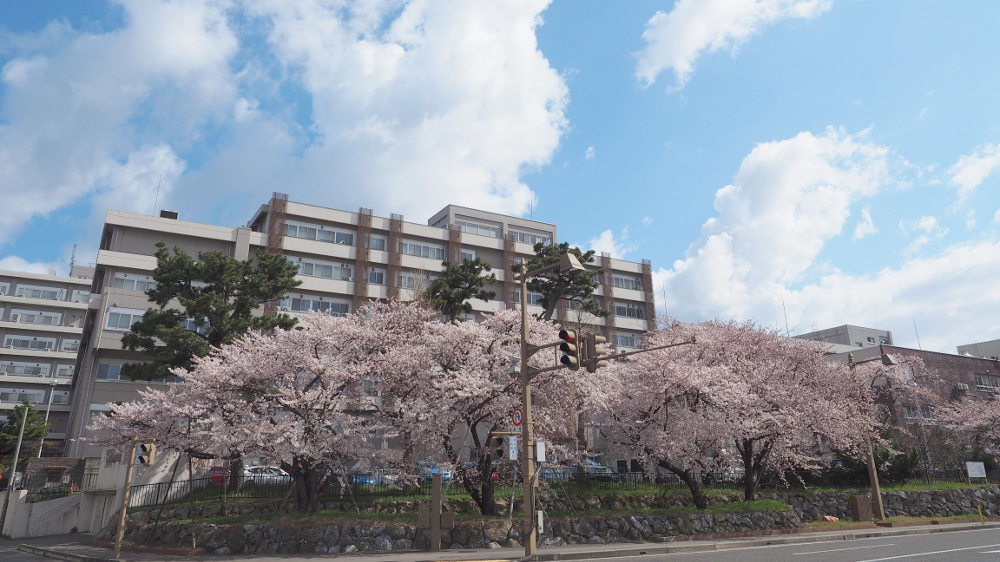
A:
2;0;1000;352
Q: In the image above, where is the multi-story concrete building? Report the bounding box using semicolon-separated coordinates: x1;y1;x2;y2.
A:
66;195;657;458
957;339;1000;359
1;266;93;455
795;324;893;350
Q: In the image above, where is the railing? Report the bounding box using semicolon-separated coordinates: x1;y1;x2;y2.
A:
25;472;100;503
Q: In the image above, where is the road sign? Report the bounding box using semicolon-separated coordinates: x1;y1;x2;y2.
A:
967;461;987;478
511;408;523;426
509;436;518;460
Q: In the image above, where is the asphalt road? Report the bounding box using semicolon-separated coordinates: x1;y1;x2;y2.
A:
595;528;1000;562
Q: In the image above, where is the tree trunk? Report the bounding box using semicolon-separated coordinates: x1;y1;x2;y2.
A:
283;459;322;513
227;458;243;494
478;456;498;516
739;439;756;502
658;460;708;509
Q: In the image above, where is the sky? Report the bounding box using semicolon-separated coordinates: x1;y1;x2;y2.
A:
2;0;1000;353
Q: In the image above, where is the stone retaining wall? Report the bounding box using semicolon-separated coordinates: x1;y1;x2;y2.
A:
97;510;802;554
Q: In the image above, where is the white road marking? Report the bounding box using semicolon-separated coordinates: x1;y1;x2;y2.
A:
856;542;1000;561
793;544;895;555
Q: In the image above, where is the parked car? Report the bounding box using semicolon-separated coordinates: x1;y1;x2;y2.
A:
346;470;375;485
415;461;452;483
209;466;231;486
244;466;291;485
540;459;617;482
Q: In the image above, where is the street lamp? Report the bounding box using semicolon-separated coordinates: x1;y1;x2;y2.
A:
847;351;898;521
516;252;586;557
38;378;59;458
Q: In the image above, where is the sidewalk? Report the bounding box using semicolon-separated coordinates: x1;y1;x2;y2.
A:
9;521;1000;562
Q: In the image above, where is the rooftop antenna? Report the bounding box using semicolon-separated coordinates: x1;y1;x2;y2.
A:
152;174;163;216
912;317;923;350
69;244;77;274
780;293;790;337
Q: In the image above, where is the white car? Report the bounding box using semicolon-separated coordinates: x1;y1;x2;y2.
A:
243;466;291;484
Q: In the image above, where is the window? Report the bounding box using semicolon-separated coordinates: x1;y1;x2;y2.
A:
401;241;445;260
867;336;876;344
279;296;350;317
614;303;645;319
0;362;49;377
0;388;45;403
289;258;352;281
11;310;61;325
71;290;90;303
369;236;387;251
111;274;157;292
15;285;64;300
453;220;502;239
399;275;418;289
617;334;637;348
50;391;70;405
96;363;129;381
106;309;144;330
183;318;210;335
513;290;544;306
61;339;80;353
460;249;476;262
903;404;935;422
286;222;355;246
368;269;386;285
88;404;111;426
509;231;552;246
612;276;642;291
4;336;56;350
0;283;8;295
976;373;1000;393
55;365;74;378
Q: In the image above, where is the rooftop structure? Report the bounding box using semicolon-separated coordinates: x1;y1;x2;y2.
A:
795;324;893;350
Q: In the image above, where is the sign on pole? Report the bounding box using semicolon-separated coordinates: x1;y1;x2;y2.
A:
511;408;523;426
967;461;987;479
509;436;518;460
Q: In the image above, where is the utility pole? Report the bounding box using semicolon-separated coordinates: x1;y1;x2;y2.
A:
0;407;29;534
848;351;899;522
38;379;58;457
113;437;140;559
519;261;537;556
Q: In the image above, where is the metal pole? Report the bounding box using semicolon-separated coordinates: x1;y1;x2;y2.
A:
0;406;29;534
865;437;886;520
113;437;139;559
430;473;442;550
519;263;536;557
38;380;57;458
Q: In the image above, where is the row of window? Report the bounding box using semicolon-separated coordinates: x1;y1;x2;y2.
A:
614;304;646;319
453;220;503;239
106;311;144;330
510;231;552;246
0;283;88;302
0;388;69;404
279;297;350;316
0;362;74;377
286;224;356;246
95;363;180;384
111;275;156;293
9;310;61;325
400;241;446;260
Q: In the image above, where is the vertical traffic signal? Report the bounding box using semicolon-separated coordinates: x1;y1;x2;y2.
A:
558;329;580;370
491;437;505;461
137;443;156;465
585;333;609;373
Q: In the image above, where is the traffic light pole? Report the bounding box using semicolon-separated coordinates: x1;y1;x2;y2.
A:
113;437;139;559
518;262;537;557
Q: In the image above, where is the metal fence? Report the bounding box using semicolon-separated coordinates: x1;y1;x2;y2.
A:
25;472;100;503
125;467;1000;511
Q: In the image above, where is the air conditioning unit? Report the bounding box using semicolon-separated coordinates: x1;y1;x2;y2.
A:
344;277;353;282
5;345;12;349
279;306;290;311
42;348;51;352
18;294;25;298
11;314;20;322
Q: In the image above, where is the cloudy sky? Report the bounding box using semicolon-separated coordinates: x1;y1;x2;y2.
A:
2;0;1000;353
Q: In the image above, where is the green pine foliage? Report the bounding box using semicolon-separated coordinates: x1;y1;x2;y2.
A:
121;241;302;381
517;242;609;320
429;257;497;321
0;401;50;467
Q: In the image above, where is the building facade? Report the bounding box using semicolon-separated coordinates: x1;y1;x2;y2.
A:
1;266;93;454
66;196;657;459
957;339;1000;359
796;324;894;350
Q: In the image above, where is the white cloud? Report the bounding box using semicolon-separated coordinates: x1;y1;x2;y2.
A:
948;142;1000;201
586;228;635;259
852;205;877;241
585;146;595;160
903;216;948;255
635;0;832;88
0;0;568;248
0;255;65;275
994;209;1000;224
654;128;1000;352
642;216;653;227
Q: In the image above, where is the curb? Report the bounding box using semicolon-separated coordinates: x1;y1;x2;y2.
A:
519;521;1000;561
16;544;121;562
91;539;205;556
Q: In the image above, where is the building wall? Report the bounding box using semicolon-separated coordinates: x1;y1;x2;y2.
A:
0;267;93;452
796;324;893;349
957;339;1000;359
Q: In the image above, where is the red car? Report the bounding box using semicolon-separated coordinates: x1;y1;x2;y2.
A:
209;466;231;486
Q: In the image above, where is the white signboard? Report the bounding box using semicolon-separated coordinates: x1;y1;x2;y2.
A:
509;436;518;461
967;461;987;479
535;441;546;463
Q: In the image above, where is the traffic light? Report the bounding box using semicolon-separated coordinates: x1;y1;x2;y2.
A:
585;333;609;373
491;437;505;461
137;443;156;465
558;329;580;370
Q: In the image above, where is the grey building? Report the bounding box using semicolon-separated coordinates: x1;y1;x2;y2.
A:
795;324;893;350
957;339;1000;359
0;265;93;454
66;195;657;459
